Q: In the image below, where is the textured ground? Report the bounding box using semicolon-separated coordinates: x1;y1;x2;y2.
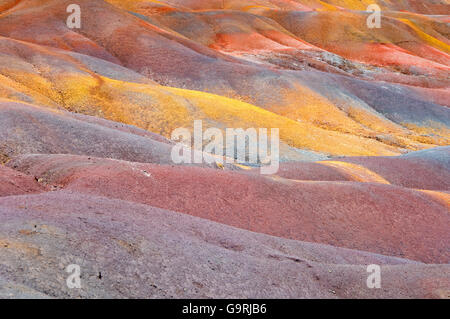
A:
0;191;449;299
6;151;450;264
0;0;449;299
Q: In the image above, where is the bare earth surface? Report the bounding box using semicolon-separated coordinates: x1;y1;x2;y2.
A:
0;191;448;299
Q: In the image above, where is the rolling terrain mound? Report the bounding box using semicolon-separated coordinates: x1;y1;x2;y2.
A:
0;191;448;298
0;100;177;164
275;147;450;190
6;153;450;264
0;165;45;196
105;0;450;14
0;0;448;156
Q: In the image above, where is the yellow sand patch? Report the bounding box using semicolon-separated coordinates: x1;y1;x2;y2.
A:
105;0;172;11
320;161;391;184
400;19;450;54
402;122;450;146
419;190;450;210
0;239;41;256
242;5;273;12
0;58;438;157
168;87;400;156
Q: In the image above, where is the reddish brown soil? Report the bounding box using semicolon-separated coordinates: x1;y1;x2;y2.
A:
8;154;450;264
0;165;45;196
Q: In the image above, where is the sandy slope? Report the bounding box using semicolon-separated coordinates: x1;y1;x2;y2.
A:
6;152;450;264
0;191;448;299
0;0;448;157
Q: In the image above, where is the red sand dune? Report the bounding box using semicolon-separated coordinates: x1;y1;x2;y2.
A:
0;100;176;164
0;165;45;196
7;153;450;264
266;10;450;88
274;147;450;191
0;191;448;298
